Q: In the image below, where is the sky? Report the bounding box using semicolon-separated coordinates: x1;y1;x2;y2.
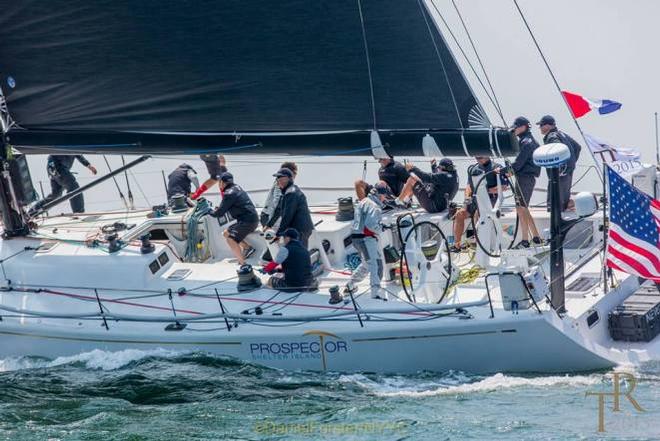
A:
22;0;660;211
432;0;660;161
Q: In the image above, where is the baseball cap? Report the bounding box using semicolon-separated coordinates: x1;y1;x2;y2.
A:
283;228;299;240
536;115;556;126
510;116;530;129
219;172;233;183
273;168;294;178
374;182;391;195
439;158;454;169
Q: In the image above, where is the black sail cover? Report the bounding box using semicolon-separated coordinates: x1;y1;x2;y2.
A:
0;0;516;156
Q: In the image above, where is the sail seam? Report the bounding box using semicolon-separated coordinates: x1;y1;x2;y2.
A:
356;0;377;131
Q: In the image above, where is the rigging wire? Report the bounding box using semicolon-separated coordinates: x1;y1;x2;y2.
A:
417;0;464;132
356;0;378;131
512;0;603;183
426;0;503;126
102;155;129;209
449;0;506;126
121;155;135;209
128;168;151;207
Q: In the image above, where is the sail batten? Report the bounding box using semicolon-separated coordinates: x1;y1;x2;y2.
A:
0;0;516;156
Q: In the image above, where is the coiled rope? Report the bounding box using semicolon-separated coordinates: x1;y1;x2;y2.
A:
184;199;213;262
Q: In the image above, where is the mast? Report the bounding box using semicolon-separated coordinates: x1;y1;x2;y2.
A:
0;85;29;237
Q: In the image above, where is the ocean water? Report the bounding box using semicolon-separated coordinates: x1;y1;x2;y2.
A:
0;350;657;440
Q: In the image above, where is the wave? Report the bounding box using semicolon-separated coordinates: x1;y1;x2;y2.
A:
0;348;185;372
340;371;602;397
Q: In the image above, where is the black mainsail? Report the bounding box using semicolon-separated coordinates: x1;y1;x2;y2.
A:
0;0;516;156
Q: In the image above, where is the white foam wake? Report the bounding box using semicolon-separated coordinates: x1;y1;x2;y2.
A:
340;372;602;397
0;348;184;372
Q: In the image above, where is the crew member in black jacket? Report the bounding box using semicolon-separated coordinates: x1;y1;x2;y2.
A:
272;168;314;249
511;116;542;248
451;156;509;252
30;155;97;215
398;158;459;213
166;163;199;201
537;115;582;211
263;228;316;292
209;172;259;265
354;155;409;200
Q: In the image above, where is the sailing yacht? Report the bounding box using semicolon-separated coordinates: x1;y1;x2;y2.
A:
0;0;657;374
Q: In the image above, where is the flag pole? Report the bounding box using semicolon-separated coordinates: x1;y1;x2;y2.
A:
602;163;609;295
512;0;603;183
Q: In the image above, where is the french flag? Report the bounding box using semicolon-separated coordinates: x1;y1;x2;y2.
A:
561;90;622;118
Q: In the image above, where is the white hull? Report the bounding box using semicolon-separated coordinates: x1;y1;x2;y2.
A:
0;205;657;374
0;315;614;374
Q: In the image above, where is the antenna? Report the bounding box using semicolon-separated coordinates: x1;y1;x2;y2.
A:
655;112;659;165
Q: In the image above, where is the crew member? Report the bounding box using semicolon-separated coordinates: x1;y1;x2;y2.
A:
30;155;97;215
261;161;298;229
263;228;316;292
354;154;409;200
209;172;259;265
398;158;459;213
345;182;389;300
270;168;314;249
537;115;582;211
166;163;199;201
451;156;509;252
191;154;227;200
511;116;542;248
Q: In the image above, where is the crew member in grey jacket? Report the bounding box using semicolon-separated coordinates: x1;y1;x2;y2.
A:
346;182;389;300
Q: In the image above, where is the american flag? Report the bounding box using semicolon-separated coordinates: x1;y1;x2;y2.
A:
606;166;660;281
